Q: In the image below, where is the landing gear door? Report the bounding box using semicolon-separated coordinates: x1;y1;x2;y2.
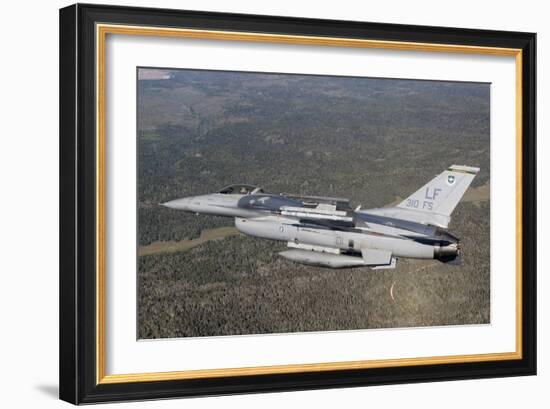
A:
360;248;392;266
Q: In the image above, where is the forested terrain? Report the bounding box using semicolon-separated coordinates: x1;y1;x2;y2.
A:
137;68;491;338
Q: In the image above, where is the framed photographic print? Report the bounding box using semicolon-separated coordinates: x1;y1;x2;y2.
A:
59;3;536;404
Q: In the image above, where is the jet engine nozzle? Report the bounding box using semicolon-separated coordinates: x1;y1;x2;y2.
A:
434;241;459;260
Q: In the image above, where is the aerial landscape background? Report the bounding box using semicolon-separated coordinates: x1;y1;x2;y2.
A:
136;67;490;339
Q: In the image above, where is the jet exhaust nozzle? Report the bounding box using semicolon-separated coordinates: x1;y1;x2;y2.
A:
434;241;460;261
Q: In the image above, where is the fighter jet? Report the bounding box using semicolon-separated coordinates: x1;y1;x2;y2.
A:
162;165;479;269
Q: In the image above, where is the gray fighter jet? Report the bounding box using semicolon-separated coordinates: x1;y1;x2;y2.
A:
162;165;479;269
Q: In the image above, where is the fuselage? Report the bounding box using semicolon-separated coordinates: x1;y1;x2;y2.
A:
162;184;460;269
164;194;259;218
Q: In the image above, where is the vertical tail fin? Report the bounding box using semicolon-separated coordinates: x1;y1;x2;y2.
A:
397;165;480;218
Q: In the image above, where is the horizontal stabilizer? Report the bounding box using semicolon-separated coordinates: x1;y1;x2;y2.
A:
440;254;462;265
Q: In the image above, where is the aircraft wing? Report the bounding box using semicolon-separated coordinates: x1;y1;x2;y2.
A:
280;193;352;211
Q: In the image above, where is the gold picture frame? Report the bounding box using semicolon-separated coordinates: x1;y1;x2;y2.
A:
60;3;536;404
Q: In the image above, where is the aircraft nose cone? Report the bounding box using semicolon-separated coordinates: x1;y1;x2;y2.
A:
161;198;190;210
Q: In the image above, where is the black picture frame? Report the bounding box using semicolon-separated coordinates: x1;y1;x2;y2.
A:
59;3;536;404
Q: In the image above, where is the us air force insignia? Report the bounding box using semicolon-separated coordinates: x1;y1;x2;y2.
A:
447;175;456;185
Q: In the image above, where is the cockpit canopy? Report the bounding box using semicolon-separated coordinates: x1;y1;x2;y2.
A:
217;184;264;195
